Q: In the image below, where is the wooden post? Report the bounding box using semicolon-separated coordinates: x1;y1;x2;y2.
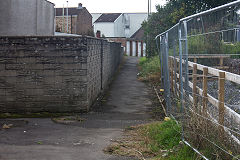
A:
170;58;174;93
194;58;197;63
218;71;225;135
130;41;133;56
220;57;223;67
141;41;143;57
239;64;240;75
136;41;138;57
193;64;197;108
202;67;208;115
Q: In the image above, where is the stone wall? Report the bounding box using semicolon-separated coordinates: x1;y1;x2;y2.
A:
0;36;123;113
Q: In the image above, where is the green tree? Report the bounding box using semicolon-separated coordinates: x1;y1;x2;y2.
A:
143;0;235;57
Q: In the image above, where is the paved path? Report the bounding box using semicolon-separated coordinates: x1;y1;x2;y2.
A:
0;57;152;160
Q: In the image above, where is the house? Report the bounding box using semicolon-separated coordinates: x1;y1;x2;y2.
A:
55;3;93;36
0;0;54;36
92;13;148;56
92;13;148;38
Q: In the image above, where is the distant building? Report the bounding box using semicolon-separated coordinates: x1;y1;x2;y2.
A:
0;0;54;36
130;27;145;41
92;13;147;56
92;13;148;39
55;3;93;36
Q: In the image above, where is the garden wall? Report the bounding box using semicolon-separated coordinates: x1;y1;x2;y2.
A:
0;36;123;113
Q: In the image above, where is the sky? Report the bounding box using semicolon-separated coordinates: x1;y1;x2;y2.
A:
48;0;166;13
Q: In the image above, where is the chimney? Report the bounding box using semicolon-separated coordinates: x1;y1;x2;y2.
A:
78;3;83;9
96;30;101;38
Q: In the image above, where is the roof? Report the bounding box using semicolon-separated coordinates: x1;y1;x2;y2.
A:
95;13;122;23
131;27;145;41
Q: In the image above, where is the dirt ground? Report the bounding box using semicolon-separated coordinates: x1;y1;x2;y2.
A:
0;57;153;160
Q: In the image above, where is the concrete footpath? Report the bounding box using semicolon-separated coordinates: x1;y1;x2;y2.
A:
0;57;152;160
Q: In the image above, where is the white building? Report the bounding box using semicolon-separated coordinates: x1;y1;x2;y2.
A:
92;13;148;38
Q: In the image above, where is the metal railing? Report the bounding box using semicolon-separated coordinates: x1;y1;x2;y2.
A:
155;1;240;159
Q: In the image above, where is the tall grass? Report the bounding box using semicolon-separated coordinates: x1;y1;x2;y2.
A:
138;56;161;83
141;120;198;160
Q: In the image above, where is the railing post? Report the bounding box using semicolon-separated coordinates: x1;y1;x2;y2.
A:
194;58;197;63
173;41;177;95
165;32;171;114
171;57;174;93
202;67;208;115
220;57;223;67
218;71;225;135
193;64;197;108
178;60;181;92
183;20;189;99
160;36;164;84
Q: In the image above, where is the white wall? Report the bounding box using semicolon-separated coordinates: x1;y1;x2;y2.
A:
93;22;114;37
132;41;136;56
126;40;146;57
114;14;125;37
91;13;102;24
143;43;146;57
92;13;148;38
0;0;54;36
126;41;130;56
138;42;141;57
127;13;148;37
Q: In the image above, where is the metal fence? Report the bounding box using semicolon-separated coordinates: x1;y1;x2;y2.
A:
155;1;240;159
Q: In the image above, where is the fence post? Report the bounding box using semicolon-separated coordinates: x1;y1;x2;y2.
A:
173;41;177;95
194;58;197;63
202;67;208;115
220;57;223;67
193;64;197;108
178;60;181;92
218;71;225;135
183;20;189;99
171;57;174;93
164;33;171;114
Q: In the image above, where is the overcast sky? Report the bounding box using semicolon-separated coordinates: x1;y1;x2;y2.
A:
48;0;166;13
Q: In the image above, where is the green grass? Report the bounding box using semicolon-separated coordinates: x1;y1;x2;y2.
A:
167;145;197;160
144;120;181;151
138;56;161;83
141;120;198;160
139;56;160;75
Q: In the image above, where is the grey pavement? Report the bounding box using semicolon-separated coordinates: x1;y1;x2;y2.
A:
0;57;152;160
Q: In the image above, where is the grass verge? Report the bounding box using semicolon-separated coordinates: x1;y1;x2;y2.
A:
138;56;161;84
104;119;198;160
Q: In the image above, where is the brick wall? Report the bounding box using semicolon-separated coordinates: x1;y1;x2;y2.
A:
0;36;123;113
55;16;77;34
